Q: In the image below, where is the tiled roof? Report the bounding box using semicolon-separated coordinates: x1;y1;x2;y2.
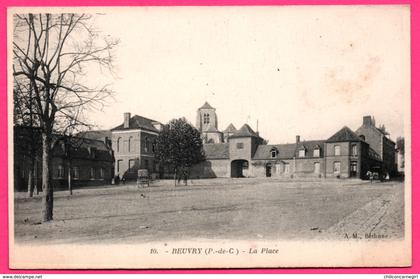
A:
253;144;296;160
296;140;325;157
223;123;237;133
111;115;160;133
356;125;396;145
68;138;113;161
77;130;111;141
230;124;259;138
14;125;113;162
326;126;362;143
203;143;229;159
199;102;215;110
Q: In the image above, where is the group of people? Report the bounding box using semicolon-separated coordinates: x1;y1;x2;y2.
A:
366;170;390;183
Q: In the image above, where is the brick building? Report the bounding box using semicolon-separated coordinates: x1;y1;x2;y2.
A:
14;126;114;191
189;102;395;179
72;103;397;181
111;113;162;180
355;116;397;175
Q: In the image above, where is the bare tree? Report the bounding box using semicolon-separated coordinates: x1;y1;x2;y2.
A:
13;13;118;222
14;78;41;197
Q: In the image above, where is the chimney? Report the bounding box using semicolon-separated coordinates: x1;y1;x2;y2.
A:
124;112;131;129
363;116;374;127
296;135;300;143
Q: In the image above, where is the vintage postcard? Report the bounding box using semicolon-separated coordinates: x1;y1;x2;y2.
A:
8;5;411;269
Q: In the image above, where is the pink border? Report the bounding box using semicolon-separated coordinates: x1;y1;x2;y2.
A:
0;0;418;274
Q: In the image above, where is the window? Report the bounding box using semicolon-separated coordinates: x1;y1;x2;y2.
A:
128;136;133;152
145;159;149;170
117;137;122;152
334;145;341;156
350;161;357;177
203;113;210;124
352;144;358;156
333;162;341;174
298;149;305;158
313;148;320;157
144;137;150;152
100;168;105;179
314;162;320;174
117;160;123;173
57;165;64;179
284;163;290;174
90;167;95;179
88;147;96;159
236;142;244;149
72;167;80;180
270;149;277;158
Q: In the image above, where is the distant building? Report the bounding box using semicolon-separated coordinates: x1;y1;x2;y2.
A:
14;126;114;191
196;102;224;144
73;103;398;181
189;103;394;179
355;116;397;175
110;113;162;180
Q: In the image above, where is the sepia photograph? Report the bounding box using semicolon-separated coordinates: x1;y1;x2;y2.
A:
8;5;411;269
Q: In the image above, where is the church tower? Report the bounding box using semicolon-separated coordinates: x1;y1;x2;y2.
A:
196;102;223;144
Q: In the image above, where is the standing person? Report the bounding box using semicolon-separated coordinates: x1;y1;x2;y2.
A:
366;170;373;183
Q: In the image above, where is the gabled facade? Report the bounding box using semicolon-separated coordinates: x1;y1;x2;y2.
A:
190;104;395;180
223;123;237;142
355;116;397;175
196;102;223;144
71;104;396;182
14;126;114;191
111;113;161;179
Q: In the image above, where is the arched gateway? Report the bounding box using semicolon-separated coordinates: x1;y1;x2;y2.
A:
231;160;249;178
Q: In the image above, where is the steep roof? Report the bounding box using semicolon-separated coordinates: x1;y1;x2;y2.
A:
355;125;395;145
253;144;296;160
203;143;229;159
77;130;111;141
199;102;215;110
111;115;160;133
326;126;362;143
297;140;324;150
230;124;259;139
223;123;237;133
14;125;114;162
296;140;325;158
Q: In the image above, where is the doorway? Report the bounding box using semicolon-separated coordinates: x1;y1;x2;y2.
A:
231;160;249;178
266;163;272;177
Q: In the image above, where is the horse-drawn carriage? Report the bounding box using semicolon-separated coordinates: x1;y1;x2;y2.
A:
136;169;150;188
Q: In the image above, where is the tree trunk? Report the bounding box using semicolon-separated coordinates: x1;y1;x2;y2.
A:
68;159;72;195
27;156;36;197
41;133;53;222
27;168;33;198
34;159;39;195
174;167;177;186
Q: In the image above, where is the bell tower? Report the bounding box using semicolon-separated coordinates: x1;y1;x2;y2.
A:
196;102;218;132
196;102;223;143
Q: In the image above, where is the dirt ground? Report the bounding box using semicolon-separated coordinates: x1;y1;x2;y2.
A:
13;178;405;244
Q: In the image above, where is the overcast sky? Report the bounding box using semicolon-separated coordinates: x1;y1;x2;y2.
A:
84;6;409;144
